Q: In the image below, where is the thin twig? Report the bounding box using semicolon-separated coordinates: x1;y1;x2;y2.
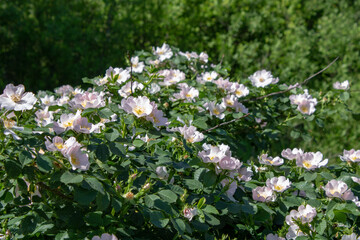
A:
127;52;134;96
242;56;340;102
202;113;250;133
38;182;72;201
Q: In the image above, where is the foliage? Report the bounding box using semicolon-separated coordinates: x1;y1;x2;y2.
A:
0;44;359;239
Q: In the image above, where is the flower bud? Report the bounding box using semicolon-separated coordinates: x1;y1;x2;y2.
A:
124;191;134;200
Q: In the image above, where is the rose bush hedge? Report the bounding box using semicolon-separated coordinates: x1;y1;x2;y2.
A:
0;44;358;239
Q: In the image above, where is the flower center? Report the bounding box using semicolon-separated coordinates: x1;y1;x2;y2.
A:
63;120;74;128
259;77;265;83
351;156;357;161
226;100;234;106
3;119;15;129
54;142;64;149
10;94;21;102
235;90;243;96
303;161;312;169
300;105;309;113
213;109;220;115
275;185;283;191
133;106;145;116
70;153;80;165
185;93;192;98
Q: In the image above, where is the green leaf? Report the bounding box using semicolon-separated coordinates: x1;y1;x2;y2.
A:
36;155;53;172
96;192;110;211
109;142;126;156
185;179;203;190
192;117;208;130
19;151;33;167
99;108;114;119
290;130;300;139
158;190;177;203
203;205;219;215
171;218;186;234
145;194;160;208
304;172;317;182
340;92;349;101
60;171;83;184
150;211;169;228
204;213;220;226
85;211;103;226
85;177;104;194
105;129;120;142
74;187;97;206
202;171;217;187
5;160;22;178
95;144;110;161
197;197;206;209
133;139;145;148
315;219;327;235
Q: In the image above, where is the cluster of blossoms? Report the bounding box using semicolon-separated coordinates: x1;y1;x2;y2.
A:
333;80;350;90
281;148;328;170
252;176;291;202
289;89;318;115
285;204;317;239
45;136;90;171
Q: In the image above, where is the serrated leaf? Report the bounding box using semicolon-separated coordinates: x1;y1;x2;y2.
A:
150;211;169;228
133;139;144;148
172;218;186;234
203;205;219;215
60;171;83;184
105;129;120;142
37;155;53;172
158;190;177;203
85;177;104;194
185;179;203;190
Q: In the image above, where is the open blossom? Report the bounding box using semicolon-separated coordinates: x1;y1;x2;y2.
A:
237;167;253;182
258;154;284;166
179;51;198;60
35;106;54;127
45;136;66;152
214;77;232;91
266;233;285;240
92;233;118;240
53;110;82;134
148;83;161;94
324;179;355;200
333;80;349;90
118;81;144;98
340;149;360;162
249;70;277;88
286;204;317;226
218;156;242;170
221;178;237;201
40;95;56;106
205;101;226;119
2;117;24;140
197;71;218;84
55;85;74;96
158;69;185;86
341;233;360;240
64;145;90;171
0;84;37;111
252;186;276;202
153;43;173;61
177;125;204;143
266;176;291;192
73;117;100;134
296;151;328;170
198;143;230;163
289;89;317;115
281;148;304;160
183;207;197;221
229;83;249;98
69;91;105;110
115;68;131;84
120;96;153;118
129;56;145;73
173;83;199;102
199;52;209;63
145;103;169;127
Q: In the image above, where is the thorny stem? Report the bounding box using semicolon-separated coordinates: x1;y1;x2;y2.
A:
202;113;250;133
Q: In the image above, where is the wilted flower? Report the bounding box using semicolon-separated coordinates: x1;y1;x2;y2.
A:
249;70;277;88
333;80;349;90
120;96;154;118
148;83;161;94
340;149;360;163
156;166;169;180
296;151;328;170
0;84;37;111
221;178;237;201
258;154;284;166
35;106;54;127
92;233;118;240
153;43;173;61
266;176;291;192
324;179;354;200
252;186;276;202
183;207;197;221
124;191;134;200
199;52;209;63
281;148;304;160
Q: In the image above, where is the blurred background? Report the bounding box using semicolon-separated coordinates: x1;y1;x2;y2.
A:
1;0;360;155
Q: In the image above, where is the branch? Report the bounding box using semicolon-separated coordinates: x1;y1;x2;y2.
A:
242;56;340;102
38;182;72;201
127;52;134;96
202;113;250;133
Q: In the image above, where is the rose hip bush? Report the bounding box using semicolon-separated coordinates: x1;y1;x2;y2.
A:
0;44;358;240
